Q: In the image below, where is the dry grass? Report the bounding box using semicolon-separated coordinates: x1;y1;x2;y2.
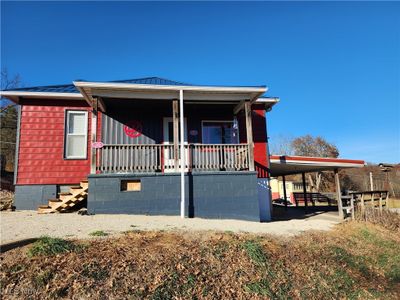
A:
355;208;400;232
388;198;400;209
1;223;399;299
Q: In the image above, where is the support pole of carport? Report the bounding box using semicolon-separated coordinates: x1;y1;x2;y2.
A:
179;90;185;218
282;175;288;211
334;168;344;219
302;172;308;213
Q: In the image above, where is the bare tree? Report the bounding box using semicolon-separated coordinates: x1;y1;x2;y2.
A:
1;68;21;91
1;68;21;172
291;135;339;158
269;134;294;155
291;135;339;192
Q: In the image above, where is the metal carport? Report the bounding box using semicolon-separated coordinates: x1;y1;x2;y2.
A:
269;155;365;218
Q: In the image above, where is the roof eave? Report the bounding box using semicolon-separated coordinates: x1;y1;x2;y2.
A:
256;97;280;111
270;155;365;167
73;80;267;94
0;91;84;103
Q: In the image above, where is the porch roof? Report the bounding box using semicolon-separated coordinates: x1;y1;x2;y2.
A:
269;155;365;177
0;76;275;111
73;80;267;110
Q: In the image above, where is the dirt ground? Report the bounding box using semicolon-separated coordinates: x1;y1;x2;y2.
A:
0;210;341;244
1;222;399;299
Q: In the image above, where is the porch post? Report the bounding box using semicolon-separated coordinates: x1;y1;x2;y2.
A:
179;90;185;218
302;172;308;213
90;98;98;174
335;168;344;219
172;99;179;172
282;175;288;211
244;100;255;171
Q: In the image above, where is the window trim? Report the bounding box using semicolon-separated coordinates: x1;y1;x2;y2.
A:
163;117;188;144
64;110;88;160
201;120;239;144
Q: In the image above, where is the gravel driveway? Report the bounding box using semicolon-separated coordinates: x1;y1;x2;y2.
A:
1;210;341;244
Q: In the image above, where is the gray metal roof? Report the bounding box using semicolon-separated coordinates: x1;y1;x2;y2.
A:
3;76;265;94
109;77;191;86
3;77;191;93
6;84;80;93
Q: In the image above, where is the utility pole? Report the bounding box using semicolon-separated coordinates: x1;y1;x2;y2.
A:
369;172;374;191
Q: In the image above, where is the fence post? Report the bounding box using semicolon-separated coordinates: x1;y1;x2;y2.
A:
369;172;374;191
360;193;365;219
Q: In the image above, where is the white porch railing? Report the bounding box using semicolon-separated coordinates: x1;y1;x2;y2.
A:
96;143;250;173
190;144;249;171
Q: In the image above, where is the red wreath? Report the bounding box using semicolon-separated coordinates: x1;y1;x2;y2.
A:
124;120;143;138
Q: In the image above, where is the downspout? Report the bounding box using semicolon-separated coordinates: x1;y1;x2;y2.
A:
264;106;273;218
13;104;21;185
180;90;185;218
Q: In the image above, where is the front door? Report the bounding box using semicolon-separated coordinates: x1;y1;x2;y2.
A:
163;117;188;172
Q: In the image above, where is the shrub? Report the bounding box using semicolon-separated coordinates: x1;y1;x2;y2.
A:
89;230;109;237
242;240;268;267
34;270;53;287
27;236;76;257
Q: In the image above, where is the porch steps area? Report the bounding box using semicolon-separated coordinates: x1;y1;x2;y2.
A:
37;180;88;214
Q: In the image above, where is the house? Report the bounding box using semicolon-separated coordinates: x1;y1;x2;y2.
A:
270;178;310;203
1;77;365;221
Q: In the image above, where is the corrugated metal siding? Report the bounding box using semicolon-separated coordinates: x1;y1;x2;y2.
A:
101;114;160;144
16;102;92;185
100;99;166;145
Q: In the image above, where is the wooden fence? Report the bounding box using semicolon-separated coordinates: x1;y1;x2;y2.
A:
348;191;389;220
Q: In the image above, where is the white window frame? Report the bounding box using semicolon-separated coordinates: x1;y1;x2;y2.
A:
64;110;88;159
201;120;239;144
163;117;188;144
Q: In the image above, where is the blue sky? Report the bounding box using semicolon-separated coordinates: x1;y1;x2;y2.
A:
1;1;399;163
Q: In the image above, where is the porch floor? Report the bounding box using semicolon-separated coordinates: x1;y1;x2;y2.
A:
1;210;341;244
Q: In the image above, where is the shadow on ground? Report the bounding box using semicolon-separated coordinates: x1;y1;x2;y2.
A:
272;204;340;221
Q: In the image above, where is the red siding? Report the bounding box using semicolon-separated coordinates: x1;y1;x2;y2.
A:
236;104;270;178
252;104;269;178
16;98;268;184
17;101;92;185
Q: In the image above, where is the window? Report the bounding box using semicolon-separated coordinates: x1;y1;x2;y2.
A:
65;111;88;159
202;121;238;144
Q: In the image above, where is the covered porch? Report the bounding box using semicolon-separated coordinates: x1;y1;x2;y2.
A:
74;80;277;175
74;80;276;220
95;99;253;174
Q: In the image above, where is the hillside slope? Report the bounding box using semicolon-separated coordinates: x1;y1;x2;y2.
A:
1;223;399;299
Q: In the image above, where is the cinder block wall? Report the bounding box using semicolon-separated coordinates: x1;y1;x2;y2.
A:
87;172;260;221
14;185;57;210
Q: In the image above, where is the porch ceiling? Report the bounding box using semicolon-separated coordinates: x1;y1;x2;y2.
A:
269;155;365;177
